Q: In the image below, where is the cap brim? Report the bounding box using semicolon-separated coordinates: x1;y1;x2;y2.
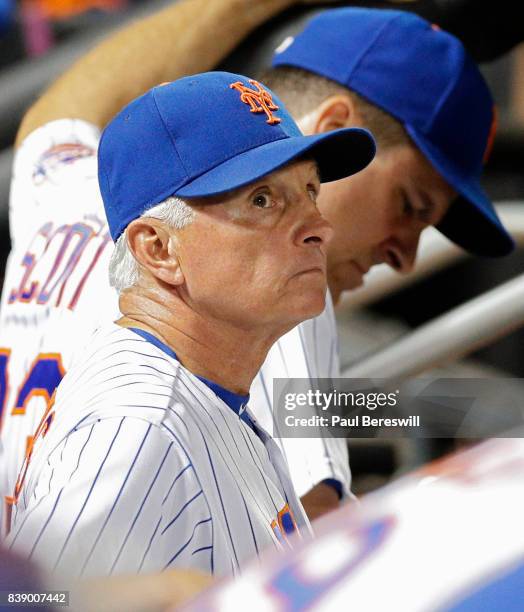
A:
406;125;515;257
175;127;375;198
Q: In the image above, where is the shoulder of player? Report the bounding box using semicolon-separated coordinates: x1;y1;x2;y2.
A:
51;324;201;427
21;414;194;508
68;323;183;377
45;324;248;456
12;119;101;190
16;118;101;158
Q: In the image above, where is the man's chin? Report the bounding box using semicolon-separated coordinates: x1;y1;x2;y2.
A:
329;275;364;305
292;290;327;322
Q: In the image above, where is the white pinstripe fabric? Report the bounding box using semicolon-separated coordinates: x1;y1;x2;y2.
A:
7;325;310;578
0;120;117;503
250;293;352;498
0;119;351;529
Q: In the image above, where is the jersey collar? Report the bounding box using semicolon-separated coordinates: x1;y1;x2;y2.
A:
128;327;253;425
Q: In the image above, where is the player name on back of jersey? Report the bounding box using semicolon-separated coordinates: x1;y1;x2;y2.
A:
7;217;111;311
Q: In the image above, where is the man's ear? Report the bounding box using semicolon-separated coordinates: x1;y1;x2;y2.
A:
299;94;362;135
126;219;185;286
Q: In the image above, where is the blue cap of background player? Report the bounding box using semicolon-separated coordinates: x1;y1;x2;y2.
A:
272;8;514;257
98;71;375;241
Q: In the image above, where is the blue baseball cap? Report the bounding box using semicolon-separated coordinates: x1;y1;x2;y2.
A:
272;8;514;257
98;71;375;241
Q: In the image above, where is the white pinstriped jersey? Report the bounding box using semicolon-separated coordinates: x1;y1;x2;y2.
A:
0;440;5;534
7;324;310;577
250;295;351;498
0;119;350;521
0;120;117;506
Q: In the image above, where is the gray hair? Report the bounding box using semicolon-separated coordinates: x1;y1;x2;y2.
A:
109;196;194;293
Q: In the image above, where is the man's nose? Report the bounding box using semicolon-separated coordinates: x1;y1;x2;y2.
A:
379;229;423;274
296;205;334;248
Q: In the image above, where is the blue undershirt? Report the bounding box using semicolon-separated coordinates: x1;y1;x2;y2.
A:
128;327;254;431
128;327;342;499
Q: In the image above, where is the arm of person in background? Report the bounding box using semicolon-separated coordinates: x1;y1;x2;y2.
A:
71;569;213;612
0;545;213;612
300;480;342;521
16;0;333;145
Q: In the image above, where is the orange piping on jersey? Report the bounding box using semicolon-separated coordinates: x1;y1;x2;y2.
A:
270;503;298;548
5;389;57;534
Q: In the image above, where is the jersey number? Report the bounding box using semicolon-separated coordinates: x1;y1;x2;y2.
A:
2;351;63;536
0;350;64;427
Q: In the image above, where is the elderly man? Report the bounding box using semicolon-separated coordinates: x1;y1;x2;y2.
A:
1;0;339;533
0;0;513;529
5;71;374;577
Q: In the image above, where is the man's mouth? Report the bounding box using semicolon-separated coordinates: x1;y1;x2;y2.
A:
292;266;325;279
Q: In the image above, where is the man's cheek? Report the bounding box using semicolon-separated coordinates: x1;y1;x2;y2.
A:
335;262;363;291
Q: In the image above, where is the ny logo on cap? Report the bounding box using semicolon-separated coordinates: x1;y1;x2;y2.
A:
230;80;281;125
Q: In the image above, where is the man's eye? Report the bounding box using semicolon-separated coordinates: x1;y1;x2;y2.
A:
253;193;273;208
402;195;414;217
417;204;433;224
308;187;318;203
403;195;433;223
